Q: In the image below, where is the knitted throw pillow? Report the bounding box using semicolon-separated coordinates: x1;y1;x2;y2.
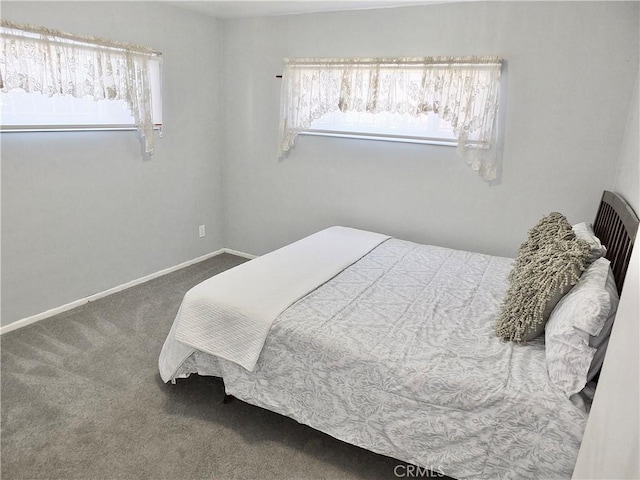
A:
510;212;575;280
496;224;592;343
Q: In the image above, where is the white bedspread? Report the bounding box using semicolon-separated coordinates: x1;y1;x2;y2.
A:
165;238;588;480
159;226;389;378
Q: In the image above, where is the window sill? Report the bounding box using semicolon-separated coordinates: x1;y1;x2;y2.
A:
0;124;163;133
300;130;457;147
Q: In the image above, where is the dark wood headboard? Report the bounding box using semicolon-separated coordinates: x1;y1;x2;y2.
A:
592;191;639;294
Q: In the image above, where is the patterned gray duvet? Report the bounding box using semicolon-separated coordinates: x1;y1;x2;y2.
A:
171;239;587;480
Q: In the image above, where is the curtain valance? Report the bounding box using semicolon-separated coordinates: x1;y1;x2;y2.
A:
0;19;161;154
278;56;503;182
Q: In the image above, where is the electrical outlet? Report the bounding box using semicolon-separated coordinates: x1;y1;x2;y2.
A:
199;225;205;238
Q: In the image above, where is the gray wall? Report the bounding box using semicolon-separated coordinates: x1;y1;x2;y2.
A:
613;72;639;213
1;2;225;326
572;70;639;480
2;1;639;330
221;1;639;258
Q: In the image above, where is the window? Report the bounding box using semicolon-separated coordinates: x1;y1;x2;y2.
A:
0;19;162;154
303;109;457;146
278;57;503;182
1;59;162;131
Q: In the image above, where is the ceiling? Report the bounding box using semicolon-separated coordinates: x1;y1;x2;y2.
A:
164;1;456;19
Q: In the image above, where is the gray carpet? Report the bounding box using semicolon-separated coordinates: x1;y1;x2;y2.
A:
1;253;450;480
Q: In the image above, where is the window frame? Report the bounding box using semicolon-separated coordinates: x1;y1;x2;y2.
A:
299;106;460;146
300;130;457;146
0;57;163;133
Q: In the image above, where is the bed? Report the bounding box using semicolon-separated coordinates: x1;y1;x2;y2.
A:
159;190;638;480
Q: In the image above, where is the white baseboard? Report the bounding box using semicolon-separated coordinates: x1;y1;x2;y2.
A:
223;248;257;260
0;247;256;335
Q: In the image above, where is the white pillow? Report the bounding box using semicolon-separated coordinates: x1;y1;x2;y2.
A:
568;257;613;335
567;230;619;381
572;222;607;263
545;258;614;396
586;267;619;381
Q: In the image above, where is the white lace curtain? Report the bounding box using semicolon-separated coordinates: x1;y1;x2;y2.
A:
278;57;503;182
0;20;161;154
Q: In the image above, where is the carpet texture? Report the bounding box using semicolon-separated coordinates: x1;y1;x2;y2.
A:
1;253;449;480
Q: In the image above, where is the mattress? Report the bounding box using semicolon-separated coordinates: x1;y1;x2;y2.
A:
162;238;588;480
